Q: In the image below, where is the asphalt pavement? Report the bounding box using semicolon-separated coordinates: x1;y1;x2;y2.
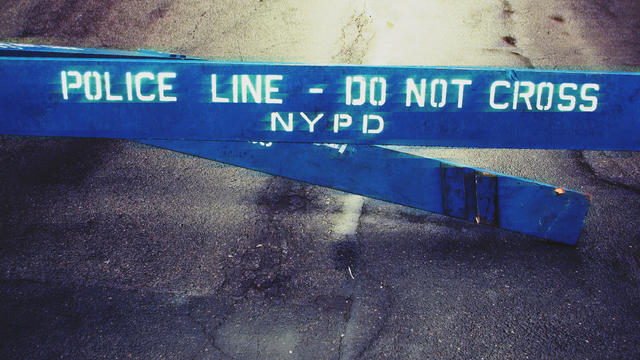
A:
1;0;640;359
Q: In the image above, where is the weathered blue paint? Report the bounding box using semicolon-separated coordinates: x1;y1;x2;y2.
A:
475;173;498;226
441;165;470;220
141;140;590;245
0;56;638;149
440;165;499;225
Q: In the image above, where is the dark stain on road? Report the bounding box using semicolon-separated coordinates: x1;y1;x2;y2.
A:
333;240;359;269
21;0;117;38
502;35;517;46
256;183;320;214
219;178;332;300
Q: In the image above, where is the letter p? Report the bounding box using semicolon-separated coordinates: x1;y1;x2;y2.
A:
333;114;352;133
61;71;82;100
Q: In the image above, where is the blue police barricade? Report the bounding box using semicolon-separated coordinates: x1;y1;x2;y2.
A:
2;43;630;244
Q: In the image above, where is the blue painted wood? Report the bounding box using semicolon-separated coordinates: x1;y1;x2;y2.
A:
462;168;479;223
475;173;498;226
140;140;590;245
0;45;596;244
441;165;468;219
0;56;638;149
441;166;500;225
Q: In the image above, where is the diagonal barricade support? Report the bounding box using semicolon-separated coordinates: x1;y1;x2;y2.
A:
141;140;591;245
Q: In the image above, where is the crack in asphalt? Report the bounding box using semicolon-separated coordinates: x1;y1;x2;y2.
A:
188;310;236;360
499;0;536;69
337;271;393;360
337;292;355;360
332;1;373;64
334;201;394;360
510;51;535;68
577;151;640;195
572;150;640;291
354;275;393;359
190;7;213;41
481;48;535;68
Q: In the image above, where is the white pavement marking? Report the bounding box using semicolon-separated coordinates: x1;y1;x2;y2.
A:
333;194;365;237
